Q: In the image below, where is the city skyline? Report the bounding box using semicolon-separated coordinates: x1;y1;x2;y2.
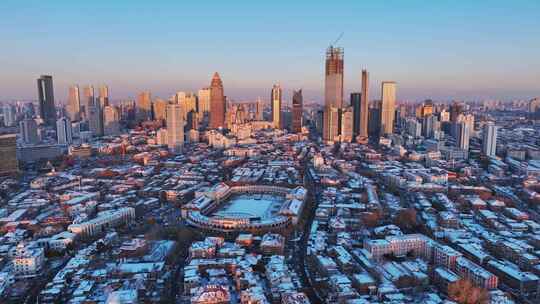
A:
1;1;539;102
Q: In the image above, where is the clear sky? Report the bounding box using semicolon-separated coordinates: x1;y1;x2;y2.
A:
1;0;539;103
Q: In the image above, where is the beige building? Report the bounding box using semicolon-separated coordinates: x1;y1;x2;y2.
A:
137;91;152;121
271;84;282;129
0;134;18;174
153;98;168;122
380;81;396;135
166;104;184;153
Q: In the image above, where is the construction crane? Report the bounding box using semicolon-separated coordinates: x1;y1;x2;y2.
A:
330;32;344;47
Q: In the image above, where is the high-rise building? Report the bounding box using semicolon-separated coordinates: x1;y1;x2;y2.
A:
271;84;282;129
3;104;16;127
197;88;211;115
368;102;381;137
67;85;81;121
482;123;498;157
255;98;264;121
340;107;354;142
37;75;56;126
360;69;369;138
82;85;95;121
137;91;152;122
323;46;344;142
324;46;344;109
440;109;450;122
103;106;121;136
167;104;184;152
350;92;361;137
450;102;464;123
56;117;73;145
153;98;168;122
323;106;339;142
456;122;470;151
380;81;396;135
209;73;225;129
98;85;109;108
20;118;39;144
292;89;303;133
0;134;18;175
88;105;103;137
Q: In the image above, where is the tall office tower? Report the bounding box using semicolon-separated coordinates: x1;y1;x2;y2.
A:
0;134;18;174
323;106;339;142
271;84;282;129
255;97;264;121
137;91;152;122
98;85;109;108
325;46;344;109
82;85;95;117
406;118;422;137
197;88;211;116
323;46;344;142
88;105;103;136
20;118;39;144
368;102;381;137
37;75;56;126
315;110;324;133
380;81;396;135
153;98;168;122
166;104;184;152
449;102;463;122
350;92;361;136
56;117;73;145
340;107;354;142
3;104;16;127
67;85;81;121
417;100;433;118
292;90;303;133
440;109;450;122
209;73;225;129
359;69;369;138
183;93;198;119
457;122;470;151
482;122;498;157
422;114;438;138
187;110;199;130
103;105;120;136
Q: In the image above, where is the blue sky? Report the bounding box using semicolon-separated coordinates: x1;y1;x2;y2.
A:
1;0;539;103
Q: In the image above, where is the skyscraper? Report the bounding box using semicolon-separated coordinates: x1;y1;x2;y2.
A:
380;81;396;135
197;88;211;116
3;104;16;127
0;134;18;175
457;122;470;151
323;107;339;142
37;75;56;126
209;73;225;129
67;85;81;122
255;98;264;121
271;84;282;129
292;89;303;133
56;117;73;145
98;85;109;108
323;46;344;142
360;69;369;138
167;104;184;152
482;123;498;157
137;91;152;122
153;98;168;122
20;118;39;144
324;46;344;109
82;85;95;121
103;106;120;136
340;107;354;142
88;105;103;137
350;92;361;137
